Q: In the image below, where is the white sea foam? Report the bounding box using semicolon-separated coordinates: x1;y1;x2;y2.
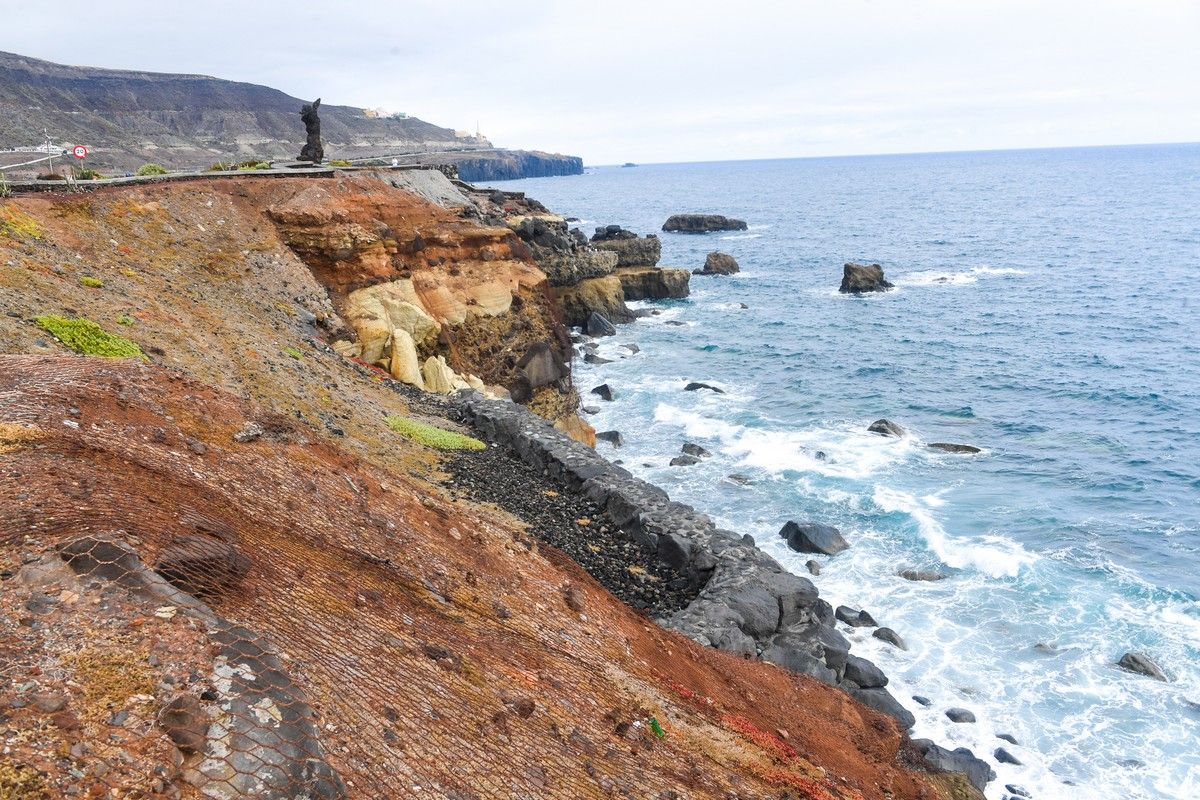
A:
653;405;912;480
872;486;1035;577
719;233;762;240
898;265;1029;287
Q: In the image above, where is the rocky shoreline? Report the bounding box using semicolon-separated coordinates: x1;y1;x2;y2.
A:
450;388;996;794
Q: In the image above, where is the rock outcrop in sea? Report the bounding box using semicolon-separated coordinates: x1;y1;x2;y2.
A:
694;251;740;275
662;214;749;233
839;262;894;293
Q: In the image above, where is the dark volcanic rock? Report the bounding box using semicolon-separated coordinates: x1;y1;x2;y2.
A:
693;251;740;276
1005;784;1032;798
805;560;821;576
839;262;893;294
155;535;251;598
868;418;905;437
591;227;662;267
518;342;567;389
670;454;701;467
584;352;613;365
662;214;748;233
996;733;1020;745
779;521;849;556
590;384;614;401
596;430;623;447
1118;651;1167;681
946;707;977;723
157;693;210;754
994;747;1023;766
912;739;996;792
684;382;724;394
927;442;983;454
850;687;915;729
912;695;932;707
681;443;711;459
844;655;888;688
585;312;617;337
835;606;877;628
899;569;947;582
872;627;907;650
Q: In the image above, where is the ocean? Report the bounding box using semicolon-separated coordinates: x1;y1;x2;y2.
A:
487;144;1200;800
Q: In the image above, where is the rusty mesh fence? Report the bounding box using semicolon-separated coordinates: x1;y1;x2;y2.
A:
0;357;817;800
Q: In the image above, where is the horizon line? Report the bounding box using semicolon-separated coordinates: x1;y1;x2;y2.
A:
581;139;1200;170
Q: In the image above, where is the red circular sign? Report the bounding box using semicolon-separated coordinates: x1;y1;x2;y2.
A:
72;145;88;160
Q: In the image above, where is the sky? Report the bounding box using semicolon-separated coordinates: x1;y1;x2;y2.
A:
7;0;1200;164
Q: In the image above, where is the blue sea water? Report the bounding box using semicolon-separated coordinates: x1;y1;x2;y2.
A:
487;144;1200;800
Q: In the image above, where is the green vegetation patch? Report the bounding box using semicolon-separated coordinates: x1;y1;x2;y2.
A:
282;345;303;359
237;161;272;171
135;163;168;176
328;159;353;167
0;206;43;240
35;315;144;359
386;415;486;451
79;275;103;288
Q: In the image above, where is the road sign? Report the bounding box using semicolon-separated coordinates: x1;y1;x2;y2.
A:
72;145;88;160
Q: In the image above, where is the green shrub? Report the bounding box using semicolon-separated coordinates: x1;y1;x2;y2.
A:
386;415;486;451
37;172;66;181
235;160;272;171
205;162;231;172
282;346;303;359
328;159;353;167
0;206;42;239
74;166;104;180
117;314;136;326
79;276;103;288
35;315;144;359
135;163;168;177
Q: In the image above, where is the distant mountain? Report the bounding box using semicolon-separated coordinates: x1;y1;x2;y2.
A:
0;51;581;180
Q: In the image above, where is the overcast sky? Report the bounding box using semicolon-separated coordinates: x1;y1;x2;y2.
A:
10;0;1200;164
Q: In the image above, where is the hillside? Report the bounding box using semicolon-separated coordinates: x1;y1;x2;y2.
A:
0;51;581;179
0;171;982;799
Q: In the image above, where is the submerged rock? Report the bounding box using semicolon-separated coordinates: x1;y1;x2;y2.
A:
670;454;701;467
779;521;849;556
684;381;725;393
1118;651;1168;681
681;442;711;458
868;418;905;437
839;262;894;293
927;442;982;454
662;214;748;233
693;251;740;276
996;733;1020;745
899;569;947;582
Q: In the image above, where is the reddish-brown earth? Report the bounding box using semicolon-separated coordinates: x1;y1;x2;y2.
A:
0;178;978;799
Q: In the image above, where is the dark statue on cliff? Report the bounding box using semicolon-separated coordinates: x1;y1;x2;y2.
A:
299;98;323;163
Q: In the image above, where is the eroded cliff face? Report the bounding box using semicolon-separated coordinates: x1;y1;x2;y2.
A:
0;175;978;800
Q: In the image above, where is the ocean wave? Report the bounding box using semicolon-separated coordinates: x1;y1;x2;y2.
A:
719;233;762;240
898;265;1029;287
872;486;1035;577
653;405;912;480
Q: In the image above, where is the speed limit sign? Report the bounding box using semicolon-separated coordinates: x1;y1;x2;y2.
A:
72;145;88;160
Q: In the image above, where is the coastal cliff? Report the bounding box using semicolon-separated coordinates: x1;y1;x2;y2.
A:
0;51;582;180
0;170;982;799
